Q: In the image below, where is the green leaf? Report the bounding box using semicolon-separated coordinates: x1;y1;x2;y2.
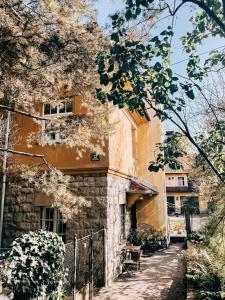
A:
125;9;133;20
170;84;178;94
111;32;120;42
185;89;195;100
100;74;109;86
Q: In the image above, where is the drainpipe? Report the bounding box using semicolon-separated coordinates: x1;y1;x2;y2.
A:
0;111;11;249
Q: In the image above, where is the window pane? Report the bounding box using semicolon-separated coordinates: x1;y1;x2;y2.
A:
59;102;66;113
66;100;73;112
56;210;66;243
46;208;54;219
40;207;66;242
44;104;51;115
120;204;126;240
46;220;54;231
50;105;57;114
167;197;175;215
178;177;185;186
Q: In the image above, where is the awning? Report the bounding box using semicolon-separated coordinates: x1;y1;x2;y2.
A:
127;178;157;196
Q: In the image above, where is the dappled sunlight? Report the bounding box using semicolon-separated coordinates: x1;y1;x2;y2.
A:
94;244;186;300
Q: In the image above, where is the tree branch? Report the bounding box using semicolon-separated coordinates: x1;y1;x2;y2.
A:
0;105;48;121
0;104;85;121
145;91;224;183
0;148;51;169
169;0;225;34
223;0;225;19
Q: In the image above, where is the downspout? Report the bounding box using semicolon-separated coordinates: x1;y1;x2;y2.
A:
0;111;11;249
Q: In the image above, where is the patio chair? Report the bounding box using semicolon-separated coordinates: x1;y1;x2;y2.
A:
121;250;142;276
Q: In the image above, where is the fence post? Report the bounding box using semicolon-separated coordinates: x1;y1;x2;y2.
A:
89;231;94;300
73;234;77;300
103;226;107;287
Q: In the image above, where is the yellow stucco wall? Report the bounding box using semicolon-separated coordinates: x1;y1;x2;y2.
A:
13;98;168;232
135;117;167;233
108;107;136;176
13;96;109;171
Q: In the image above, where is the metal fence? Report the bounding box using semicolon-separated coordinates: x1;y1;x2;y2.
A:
64;228;106;300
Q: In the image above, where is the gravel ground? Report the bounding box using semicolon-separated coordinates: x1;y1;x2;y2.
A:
94;243;186;300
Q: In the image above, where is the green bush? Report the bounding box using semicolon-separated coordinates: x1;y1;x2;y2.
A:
185;231;204;243
184;245;222;300
0;230;66;300
128;224;166;250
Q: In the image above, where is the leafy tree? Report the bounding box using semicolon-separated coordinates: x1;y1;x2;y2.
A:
0;0;110;219
96;0;225;182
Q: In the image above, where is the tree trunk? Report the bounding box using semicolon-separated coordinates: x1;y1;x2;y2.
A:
184;208;192;235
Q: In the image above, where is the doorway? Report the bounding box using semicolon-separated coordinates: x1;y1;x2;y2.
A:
131;203;137;230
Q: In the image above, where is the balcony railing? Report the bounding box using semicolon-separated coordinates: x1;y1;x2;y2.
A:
166;184;197;193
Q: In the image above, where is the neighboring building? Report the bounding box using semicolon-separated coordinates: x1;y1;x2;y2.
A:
165;158;208;238
2;96;167;283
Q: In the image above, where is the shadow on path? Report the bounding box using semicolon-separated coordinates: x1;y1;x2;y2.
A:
94;243;186;300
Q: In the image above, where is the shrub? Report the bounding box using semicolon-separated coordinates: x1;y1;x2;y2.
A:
0;230;66;300
184;245;221;300
185;231;204;244
128;224;166;251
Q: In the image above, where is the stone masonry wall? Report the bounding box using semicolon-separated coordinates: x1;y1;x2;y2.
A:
66;174;108;241
3;174;109;247
3;177;40;248
106;174;131;283
2;173;131;284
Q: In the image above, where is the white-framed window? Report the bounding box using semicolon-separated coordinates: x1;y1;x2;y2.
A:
167;176;175;186
43;100;73;142
40;207;66;242
43;100;73;116
120;204;126;240
178;176;185;186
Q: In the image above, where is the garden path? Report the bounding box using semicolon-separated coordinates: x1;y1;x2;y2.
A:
94;243;186;300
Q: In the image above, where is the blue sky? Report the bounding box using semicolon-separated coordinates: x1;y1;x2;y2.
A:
94;1;224;133
95;0;225;74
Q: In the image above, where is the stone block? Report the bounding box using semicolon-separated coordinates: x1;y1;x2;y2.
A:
19;204;32;212
100;210;107;218
89;187;99;196
70;182;80;188
78;187;89;196
84;177;95;186
73;176;84;182
99;187;107;196
15;196;27;204
26;194;35;203
95;177;107;187
19;222;31;230
86;208;98;219
96;196;107;206
20;188;33;194
4;213;13;221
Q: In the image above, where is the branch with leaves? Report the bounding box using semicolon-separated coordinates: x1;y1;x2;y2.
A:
96;0;225;183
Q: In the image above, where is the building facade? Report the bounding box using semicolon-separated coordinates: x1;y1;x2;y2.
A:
165;161;208;238
2;96;167;282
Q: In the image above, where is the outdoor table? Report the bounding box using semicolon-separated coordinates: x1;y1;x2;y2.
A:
122;245;141;252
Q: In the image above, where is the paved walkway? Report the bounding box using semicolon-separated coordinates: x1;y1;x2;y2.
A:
94;243;186;300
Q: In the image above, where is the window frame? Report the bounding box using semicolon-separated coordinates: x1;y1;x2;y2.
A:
167;176;175;186
40;207;66;242
119;204;126;240
42;99;73;142
178;176;185;186
43;100;73;117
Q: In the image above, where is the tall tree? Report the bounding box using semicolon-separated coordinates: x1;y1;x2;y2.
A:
0;0;110;219
96;0;225;182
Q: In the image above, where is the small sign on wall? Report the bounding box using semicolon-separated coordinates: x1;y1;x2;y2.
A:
90;153;100;161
